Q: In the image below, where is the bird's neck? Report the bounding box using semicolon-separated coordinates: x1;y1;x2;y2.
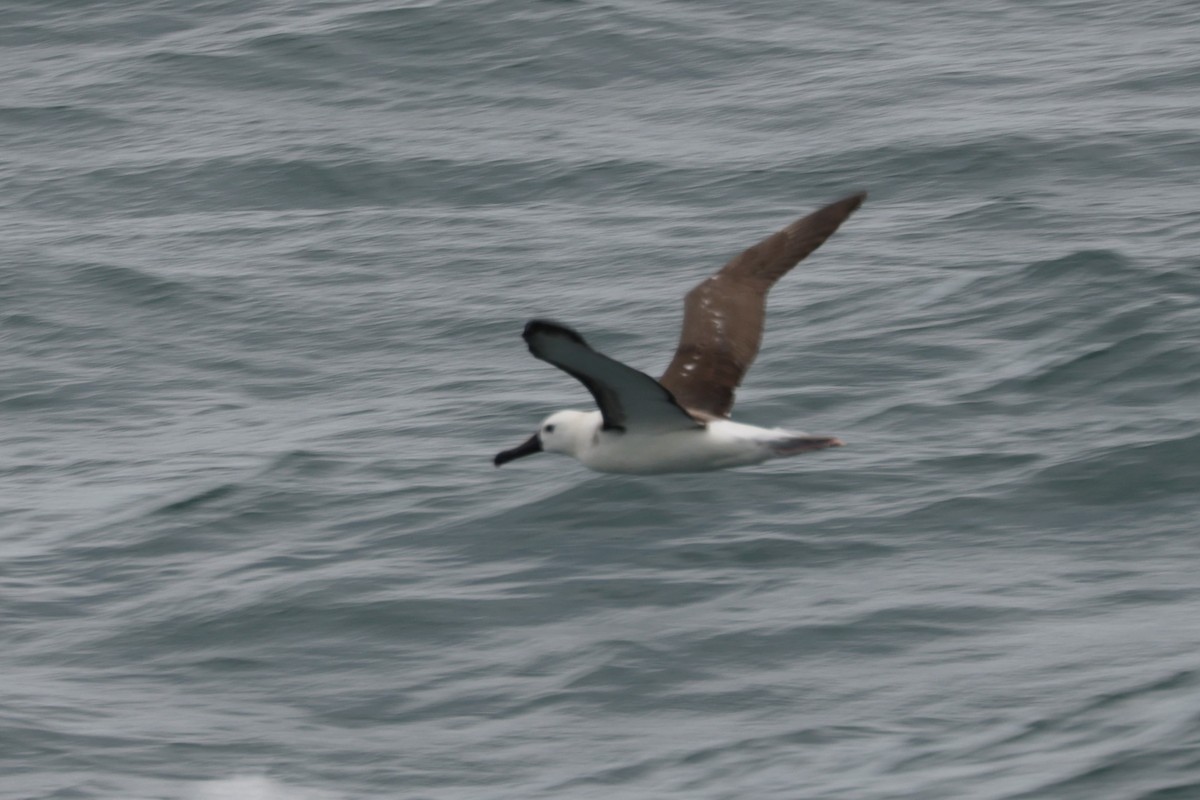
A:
564;410;603;456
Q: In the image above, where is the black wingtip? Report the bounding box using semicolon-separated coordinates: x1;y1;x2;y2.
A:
523;319;588;346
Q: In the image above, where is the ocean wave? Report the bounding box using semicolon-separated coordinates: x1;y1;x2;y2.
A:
1029;431;1200;507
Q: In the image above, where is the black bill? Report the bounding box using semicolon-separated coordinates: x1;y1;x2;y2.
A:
494;433;542;467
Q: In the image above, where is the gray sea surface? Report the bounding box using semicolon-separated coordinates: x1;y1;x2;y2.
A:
3;1;1200;798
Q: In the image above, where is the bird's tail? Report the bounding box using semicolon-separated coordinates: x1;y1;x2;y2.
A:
769;434;844;456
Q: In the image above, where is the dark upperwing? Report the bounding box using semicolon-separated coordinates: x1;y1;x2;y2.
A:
657;191;866;418
523;320;702;432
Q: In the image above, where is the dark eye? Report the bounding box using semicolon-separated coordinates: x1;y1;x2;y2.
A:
543;424;555;434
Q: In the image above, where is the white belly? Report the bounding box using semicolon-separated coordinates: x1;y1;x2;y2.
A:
578;420;779;474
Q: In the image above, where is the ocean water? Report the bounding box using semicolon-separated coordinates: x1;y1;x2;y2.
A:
3;1;1199;798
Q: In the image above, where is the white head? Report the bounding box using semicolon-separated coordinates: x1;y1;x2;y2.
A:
494;409;599;467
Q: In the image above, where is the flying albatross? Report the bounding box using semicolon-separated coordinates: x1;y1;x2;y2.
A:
494;191;866;474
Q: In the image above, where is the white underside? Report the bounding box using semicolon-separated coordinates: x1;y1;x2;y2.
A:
567;414;811;474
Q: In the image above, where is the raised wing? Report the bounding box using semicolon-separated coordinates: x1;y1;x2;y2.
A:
658;191;866;418
523;320;702;432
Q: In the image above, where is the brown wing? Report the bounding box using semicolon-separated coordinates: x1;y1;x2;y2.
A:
658;191;866;418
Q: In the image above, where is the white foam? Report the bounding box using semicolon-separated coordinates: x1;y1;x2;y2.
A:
187;775;339;800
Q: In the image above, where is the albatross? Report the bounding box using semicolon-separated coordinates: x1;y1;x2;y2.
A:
494;191;866;474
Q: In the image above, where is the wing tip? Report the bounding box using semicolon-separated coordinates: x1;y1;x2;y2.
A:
522;319;591;358
523;319;585;342
785;189;868;243
836;189;868;212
